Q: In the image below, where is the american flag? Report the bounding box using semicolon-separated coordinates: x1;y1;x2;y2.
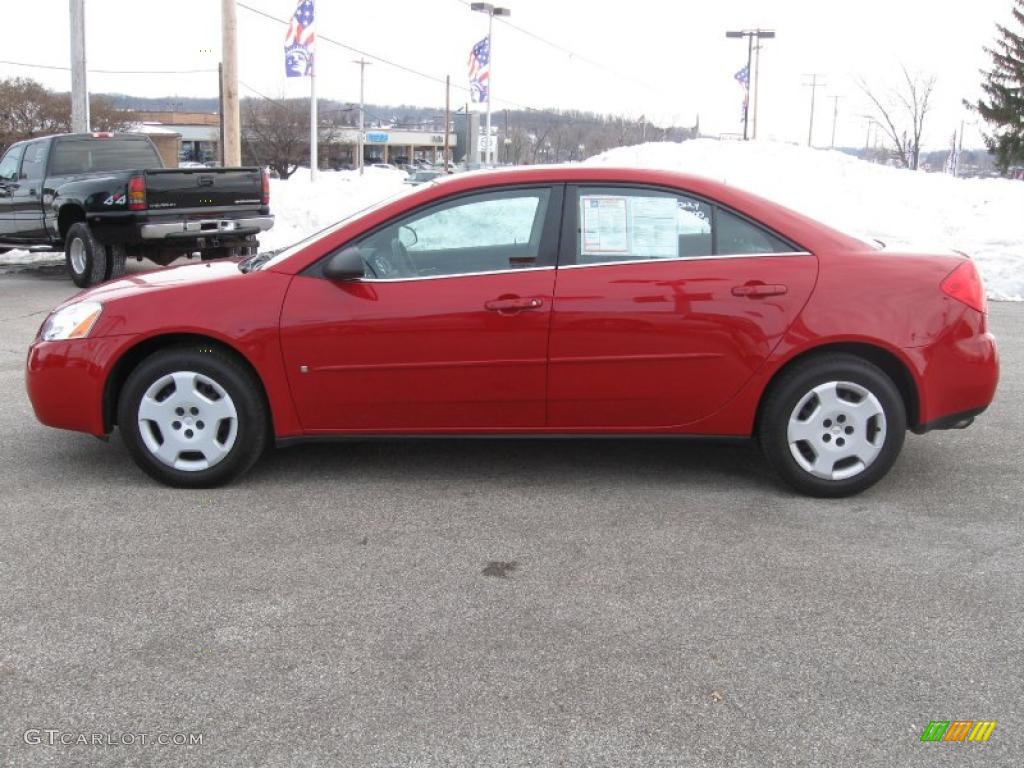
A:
284;0;315;78
468;36;490;103
734;64;749;89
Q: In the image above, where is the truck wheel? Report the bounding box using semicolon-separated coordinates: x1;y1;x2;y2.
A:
117;345;269;488
105;243;128;280
65;222;109;288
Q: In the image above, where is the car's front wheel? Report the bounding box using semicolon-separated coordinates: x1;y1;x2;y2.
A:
117;345;268;487
758;354;907;497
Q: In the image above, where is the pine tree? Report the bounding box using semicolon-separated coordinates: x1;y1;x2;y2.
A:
972;0;1024;173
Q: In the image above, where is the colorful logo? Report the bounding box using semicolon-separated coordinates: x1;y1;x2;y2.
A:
920;720;997;742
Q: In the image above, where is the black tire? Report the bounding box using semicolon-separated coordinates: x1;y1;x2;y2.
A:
757;354;907;497
117;345;269;488
105;243;128;281
65;222;109;288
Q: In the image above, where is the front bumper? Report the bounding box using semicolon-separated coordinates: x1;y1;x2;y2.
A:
26;337;127;437
139;215;274;240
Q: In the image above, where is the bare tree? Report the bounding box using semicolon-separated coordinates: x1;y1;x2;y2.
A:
241;98;310;179
859;66;936;170
0;77;133;152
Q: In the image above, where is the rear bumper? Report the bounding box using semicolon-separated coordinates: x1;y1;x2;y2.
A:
905;311;999;429
139;215;274;240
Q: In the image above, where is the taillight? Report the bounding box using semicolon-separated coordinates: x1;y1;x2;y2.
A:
261;169;270;206
941;260;986;314
127;175;146;211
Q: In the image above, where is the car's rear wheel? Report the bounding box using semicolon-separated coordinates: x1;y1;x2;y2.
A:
758;354;906;497
65;222;108;288
117;345;268;488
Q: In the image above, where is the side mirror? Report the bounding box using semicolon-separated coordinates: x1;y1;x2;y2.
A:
323;246;365;281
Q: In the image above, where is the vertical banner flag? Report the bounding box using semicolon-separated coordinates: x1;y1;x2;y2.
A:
284;0;315;77
468;37;490;103
734;64;750;117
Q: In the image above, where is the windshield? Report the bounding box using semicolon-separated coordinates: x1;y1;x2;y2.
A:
252;183;431;271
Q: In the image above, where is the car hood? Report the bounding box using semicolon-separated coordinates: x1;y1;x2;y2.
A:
61;260;244;309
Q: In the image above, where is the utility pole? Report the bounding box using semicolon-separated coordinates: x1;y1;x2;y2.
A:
803;74;825;147
69;0;89;133
830;95;841;148
726;29;775;140
353;58;369;175
444;75;451;172
220;0;241;166
218;62;225;165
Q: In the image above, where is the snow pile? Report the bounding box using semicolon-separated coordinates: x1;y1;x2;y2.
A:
588;139;1024;301
259;166;409;252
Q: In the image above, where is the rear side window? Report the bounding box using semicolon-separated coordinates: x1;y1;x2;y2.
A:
716;208;793;255
572;186;797;264
49;138;161;175
19;141;49;181
0;145;24;182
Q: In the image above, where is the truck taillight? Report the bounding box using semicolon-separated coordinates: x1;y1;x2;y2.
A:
261;169;270;206
127;175;146;211
941;260;986;314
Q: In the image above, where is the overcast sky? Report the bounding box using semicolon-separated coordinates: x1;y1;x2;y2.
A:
0;0;1013;149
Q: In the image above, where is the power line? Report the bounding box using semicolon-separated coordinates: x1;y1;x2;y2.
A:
452;0;661;97
0;59;216;75
235;1;610;124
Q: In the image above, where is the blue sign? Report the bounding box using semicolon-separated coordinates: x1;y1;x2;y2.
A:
366;132;389;144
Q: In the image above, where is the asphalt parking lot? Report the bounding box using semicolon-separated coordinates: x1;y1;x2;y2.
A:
0;262;1021;767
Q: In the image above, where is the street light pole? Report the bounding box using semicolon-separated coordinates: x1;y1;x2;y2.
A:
353;58;370;175
471;3;511;166
726;29;775;141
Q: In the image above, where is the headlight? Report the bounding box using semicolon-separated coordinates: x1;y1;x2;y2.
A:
40;301;103;341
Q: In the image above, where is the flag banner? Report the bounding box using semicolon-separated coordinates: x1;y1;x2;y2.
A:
468;36;490;103
734;64;749;90
285;0;315;77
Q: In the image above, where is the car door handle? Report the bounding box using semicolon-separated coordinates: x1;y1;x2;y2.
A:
484;296;545;312
732;283;788;298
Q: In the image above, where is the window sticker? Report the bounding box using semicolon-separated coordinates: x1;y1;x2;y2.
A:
581;196;629;254
580;195;680;259
629;196;679;258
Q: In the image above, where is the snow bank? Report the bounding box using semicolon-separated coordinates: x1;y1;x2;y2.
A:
259;166;410;252
587;139;1023;301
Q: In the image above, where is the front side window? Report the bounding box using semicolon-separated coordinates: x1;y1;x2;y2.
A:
356;188;551;279
573;186;796;264
0;145;25;182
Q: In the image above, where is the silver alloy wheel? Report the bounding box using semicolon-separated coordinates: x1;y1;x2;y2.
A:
68;237;86;275
786;380;887;481
137;370;238;472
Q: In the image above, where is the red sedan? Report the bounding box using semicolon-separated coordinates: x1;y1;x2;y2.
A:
26;167;998;495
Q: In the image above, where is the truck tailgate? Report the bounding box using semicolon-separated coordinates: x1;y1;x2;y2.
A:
144;167;264;212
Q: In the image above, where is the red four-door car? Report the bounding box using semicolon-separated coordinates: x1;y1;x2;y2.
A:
26;166;999;495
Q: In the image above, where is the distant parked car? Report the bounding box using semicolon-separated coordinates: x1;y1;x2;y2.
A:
26;166;998;494
370;163;400;171
404;169;444;185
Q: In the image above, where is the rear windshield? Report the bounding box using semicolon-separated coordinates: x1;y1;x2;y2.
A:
49;138;162;175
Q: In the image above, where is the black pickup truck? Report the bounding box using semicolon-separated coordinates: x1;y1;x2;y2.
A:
0;132;273;286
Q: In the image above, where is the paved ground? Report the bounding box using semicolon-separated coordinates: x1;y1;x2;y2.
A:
0;262;1021;767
